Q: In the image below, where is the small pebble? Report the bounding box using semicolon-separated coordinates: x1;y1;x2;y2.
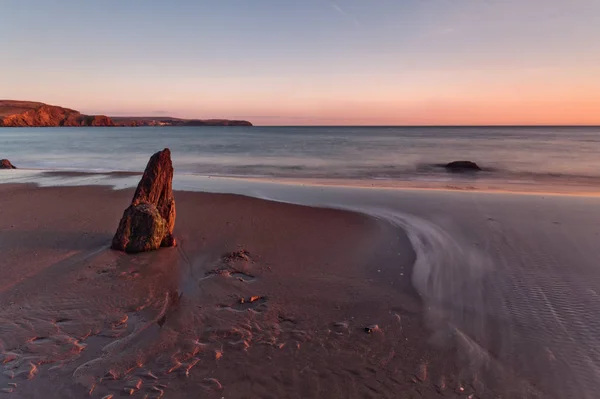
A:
364;324;381;334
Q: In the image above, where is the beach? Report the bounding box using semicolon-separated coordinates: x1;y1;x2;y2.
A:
1;175;600;398
0;183;450;398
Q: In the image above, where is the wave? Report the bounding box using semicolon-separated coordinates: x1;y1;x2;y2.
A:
9;161;600;188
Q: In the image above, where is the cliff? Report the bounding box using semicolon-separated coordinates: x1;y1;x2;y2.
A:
0;100;253;127
0;100;114;127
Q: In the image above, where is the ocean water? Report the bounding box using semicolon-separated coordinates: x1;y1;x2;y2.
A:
2;126;600;186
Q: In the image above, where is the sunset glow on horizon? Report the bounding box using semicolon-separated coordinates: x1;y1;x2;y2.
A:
1;0;599;125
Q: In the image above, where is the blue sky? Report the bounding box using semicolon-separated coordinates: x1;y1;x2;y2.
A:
1;0;599;124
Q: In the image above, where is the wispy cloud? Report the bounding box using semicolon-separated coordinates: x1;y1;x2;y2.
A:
329;2;362;27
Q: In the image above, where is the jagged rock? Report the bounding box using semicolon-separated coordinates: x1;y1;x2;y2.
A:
0;159;16;169
444;161;481;172
130;148;176;244
111;203;168;253
111;148;176;253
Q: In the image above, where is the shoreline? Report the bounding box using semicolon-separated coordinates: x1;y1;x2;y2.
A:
205;174;600;198
3;168;600;198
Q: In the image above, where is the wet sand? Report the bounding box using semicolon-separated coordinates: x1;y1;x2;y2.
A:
0;184;471;398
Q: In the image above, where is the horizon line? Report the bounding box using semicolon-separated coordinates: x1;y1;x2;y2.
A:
206;124;600;128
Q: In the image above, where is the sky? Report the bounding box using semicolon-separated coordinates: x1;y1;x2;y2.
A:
1;0;599;125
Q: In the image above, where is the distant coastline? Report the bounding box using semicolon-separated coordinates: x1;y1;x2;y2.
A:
0;100;253;127
109;115;252;127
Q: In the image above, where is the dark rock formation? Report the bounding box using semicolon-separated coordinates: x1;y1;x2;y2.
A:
0;159;16;169
111;203;168;253
0;100;115;127
444;161;481;172
111;149;176;253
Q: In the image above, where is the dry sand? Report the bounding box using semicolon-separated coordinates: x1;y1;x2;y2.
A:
0;184;474;398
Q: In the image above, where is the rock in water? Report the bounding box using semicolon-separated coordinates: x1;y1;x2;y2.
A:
444;160;481;172
111;148;176;253
0;159;16;169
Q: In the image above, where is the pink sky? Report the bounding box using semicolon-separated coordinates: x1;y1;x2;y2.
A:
1;0;599;125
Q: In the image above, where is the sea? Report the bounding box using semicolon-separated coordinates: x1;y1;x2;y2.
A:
2;126;600;190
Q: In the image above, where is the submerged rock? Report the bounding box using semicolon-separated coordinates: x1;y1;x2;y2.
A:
0;159;16;169
111;148;176;253
444;161;481;172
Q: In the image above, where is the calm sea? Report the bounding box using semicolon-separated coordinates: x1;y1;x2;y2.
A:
2;126;600;186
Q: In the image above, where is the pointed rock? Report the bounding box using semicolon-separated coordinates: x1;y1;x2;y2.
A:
111;149;176;253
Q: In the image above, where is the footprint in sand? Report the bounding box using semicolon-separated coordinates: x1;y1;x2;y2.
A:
204;249;257;282
222;249;252;263
204;268;255;282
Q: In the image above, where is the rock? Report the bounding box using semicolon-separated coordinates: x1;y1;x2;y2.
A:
111;204;168;253
364;324;381;334
444;161;481;172
0;159;16;169
130;148;176;244
111;148;176;253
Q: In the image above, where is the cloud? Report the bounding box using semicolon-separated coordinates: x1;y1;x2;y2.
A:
329;2;361;27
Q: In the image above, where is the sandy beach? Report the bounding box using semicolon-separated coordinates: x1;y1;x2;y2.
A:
2;178;600;398
0;183;463;399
